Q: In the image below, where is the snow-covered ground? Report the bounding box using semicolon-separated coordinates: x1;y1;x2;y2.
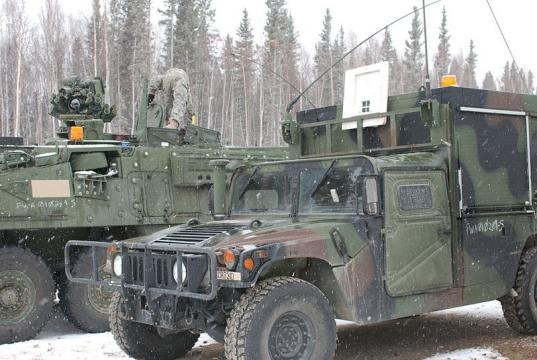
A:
0;301;518;359
0;308;218;360
423;301;508;360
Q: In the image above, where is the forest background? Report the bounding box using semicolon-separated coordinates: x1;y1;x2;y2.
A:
0;0;534;146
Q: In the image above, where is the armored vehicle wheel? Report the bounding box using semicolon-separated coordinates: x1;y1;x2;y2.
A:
61;250;113;333
501;246;537;334
110;293;199;360
224;276;337;360
0;247;54;344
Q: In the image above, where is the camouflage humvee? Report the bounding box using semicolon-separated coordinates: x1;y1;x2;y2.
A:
66;84;537;359
0;76;285;344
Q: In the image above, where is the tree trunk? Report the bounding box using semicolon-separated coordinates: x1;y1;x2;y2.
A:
258;75;264;147
130;38;137;134
207;62;214;129
93;18;98;76
14;46;22;137
220;72;226;137
241;61;249;146
103;2;111;132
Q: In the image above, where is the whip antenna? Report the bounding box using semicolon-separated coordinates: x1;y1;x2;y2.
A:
422;0;432;99
286;0;442;113
485;0;524;84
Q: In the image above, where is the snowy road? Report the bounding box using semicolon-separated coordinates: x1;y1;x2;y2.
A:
1;301;535;359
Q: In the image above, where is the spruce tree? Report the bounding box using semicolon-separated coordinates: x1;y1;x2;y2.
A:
261;0;298;145
332;26;346;104
220;34;235;144
500;61;511;92
380;28;400;94
234;9;255;146
403;7;424;92
462;40;477;88
482;71;496;91
314;8;333;106
87;0;103;76
527;70;534;94
510;62;522;93
380;28;396;63
158;0;177;68
433;6;450;86
173;0;197;74
449;53;464;85
117;0;152;132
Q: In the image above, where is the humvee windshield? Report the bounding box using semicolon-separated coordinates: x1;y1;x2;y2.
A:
231;158;370;216
232;167;293;214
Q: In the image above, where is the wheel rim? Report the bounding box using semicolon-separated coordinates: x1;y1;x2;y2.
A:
87;284;114;315
268;311;316;360
0;270;37;325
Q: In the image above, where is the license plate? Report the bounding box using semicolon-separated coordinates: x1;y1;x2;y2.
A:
217;269;241;281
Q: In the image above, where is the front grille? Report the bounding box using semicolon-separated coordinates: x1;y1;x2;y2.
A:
126;253;174;288
129;254;144;284
154;223;247;245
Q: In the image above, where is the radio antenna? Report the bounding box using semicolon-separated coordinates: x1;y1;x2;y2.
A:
230;52;316;110
286;0;442;114
422;0;432;99
485;0;524;84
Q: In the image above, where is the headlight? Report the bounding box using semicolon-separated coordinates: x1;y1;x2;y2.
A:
173;261;187;284
112;255;122;277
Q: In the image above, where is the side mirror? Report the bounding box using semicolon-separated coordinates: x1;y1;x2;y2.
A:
361;177;379;216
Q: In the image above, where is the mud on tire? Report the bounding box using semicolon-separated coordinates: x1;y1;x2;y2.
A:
501;246;537;334
61;250;113;333
224;276;337;360
0;247;54;344
110;293;199;360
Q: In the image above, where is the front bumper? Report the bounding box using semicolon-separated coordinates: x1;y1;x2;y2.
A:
65;240;218;301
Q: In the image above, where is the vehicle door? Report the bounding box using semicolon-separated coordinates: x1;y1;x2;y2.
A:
383;170;453;296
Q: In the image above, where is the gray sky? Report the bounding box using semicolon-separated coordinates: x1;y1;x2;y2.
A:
26;0;537;84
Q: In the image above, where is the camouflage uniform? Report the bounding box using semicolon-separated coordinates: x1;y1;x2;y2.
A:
149;68;194;129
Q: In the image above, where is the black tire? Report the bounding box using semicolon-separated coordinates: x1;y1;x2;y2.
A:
110;293;199;360
501;246;537;334
60;250;113;333
0;247;54;344
224;276;337;360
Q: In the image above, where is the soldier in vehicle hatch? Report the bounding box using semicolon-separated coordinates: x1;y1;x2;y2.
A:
149;68;195;130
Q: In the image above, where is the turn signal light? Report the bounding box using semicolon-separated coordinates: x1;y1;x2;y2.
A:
243;258;255;271
69;126;84;141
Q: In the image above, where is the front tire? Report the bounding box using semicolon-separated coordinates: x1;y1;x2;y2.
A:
61;250;113;333
501;246;537;334
110;293;199;360
0;247;54;344
224;276;337;360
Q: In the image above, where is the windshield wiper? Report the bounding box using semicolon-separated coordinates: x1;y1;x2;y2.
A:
238;166;260;200
310;159;337;198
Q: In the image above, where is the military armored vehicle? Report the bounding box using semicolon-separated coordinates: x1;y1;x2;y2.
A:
66;74;537;359
0;76;285;344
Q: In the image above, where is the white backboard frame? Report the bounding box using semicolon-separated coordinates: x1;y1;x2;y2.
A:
342;61;389;130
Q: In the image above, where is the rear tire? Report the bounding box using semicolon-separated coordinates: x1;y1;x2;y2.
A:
224;276;337;360
501;246;537;334
0;247;54;344
61;250;113;333
110;293;199;360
